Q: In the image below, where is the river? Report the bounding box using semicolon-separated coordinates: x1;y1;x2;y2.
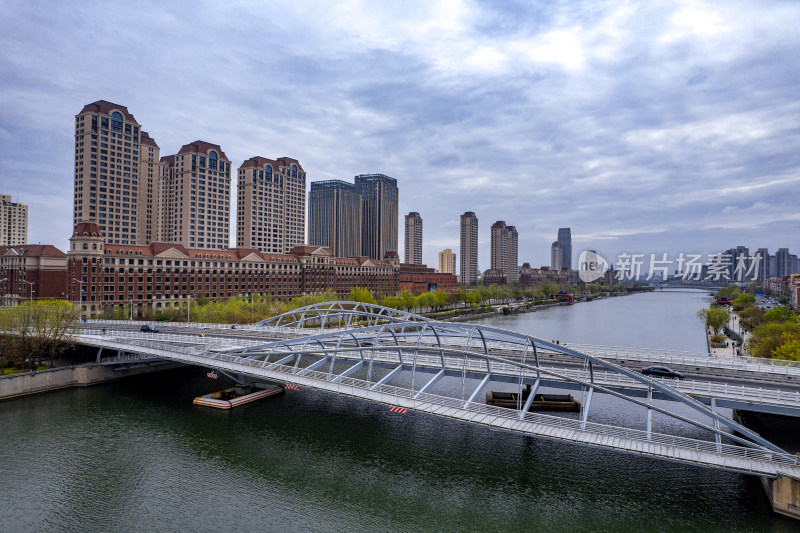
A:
0;290;796;532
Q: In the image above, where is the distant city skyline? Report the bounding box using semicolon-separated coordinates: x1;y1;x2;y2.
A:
2;1;799;269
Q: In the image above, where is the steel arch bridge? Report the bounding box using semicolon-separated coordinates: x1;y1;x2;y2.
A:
232;316;786;456
73;302;800;481
253;301;429;330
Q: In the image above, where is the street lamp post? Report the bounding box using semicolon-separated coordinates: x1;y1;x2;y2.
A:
72;278;85;319
129;295;134;321
21;280;35;301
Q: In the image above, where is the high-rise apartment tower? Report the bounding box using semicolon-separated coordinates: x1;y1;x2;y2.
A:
308;180;363;258
158;141;231;249
460;212;478;284
490;221;518;283
557;228;572;271
404;212;423;265
74;100;160;244
551;241;563;271
237;157;306;254
439;248;456;275
0;195;28;246
356;174;398;260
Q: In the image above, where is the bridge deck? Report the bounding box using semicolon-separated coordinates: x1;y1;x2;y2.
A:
74;331;800;479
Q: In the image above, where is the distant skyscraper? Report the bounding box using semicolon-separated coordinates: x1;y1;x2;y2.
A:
776;248;790;278
557;228;572;270
237;157;306;254
0;194;27;246
755;248;769;281
439;248;456;275
74;100;159;245
490;221;519;283
551;241;563;271
404;212;423;264
158;141;231;249
308;180;362;258
460;212;478;284
356;174;398;260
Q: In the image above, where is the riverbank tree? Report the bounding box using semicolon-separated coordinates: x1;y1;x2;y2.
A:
697;306;730;334
0;300;79;373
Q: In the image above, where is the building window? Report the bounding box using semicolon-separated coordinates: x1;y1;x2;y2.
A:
111;112;123;132
209;150;218;170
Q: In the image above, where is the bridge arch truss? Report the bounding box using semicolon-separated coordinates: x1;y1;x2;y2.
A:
227;319;790;462
252;301;429;331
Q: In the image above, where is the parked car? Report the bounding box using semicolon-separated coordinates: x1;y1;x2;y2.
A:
641;366;684;380
140;324;159;333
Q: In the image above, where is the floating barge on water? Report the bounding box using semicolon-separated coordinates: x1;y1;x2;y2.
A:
486;389;581;412
193;383;284;409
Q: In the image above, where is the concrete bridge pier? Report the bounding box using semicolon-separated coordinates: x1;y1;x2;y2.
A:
761;476;800;520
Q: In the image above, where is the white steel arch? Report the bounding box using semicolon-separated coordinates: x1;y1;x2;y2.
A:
252;301;429;330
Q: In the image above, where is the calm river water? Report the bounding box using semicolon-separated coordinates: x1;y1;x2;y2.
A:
1;290;797;532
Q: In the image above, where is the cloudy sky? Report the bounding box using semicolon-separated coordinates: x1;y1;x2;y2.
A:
1;0;798;270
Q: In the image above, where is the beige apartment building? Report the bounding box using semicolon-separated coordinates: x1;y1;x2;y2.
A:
460;211;478;284
490;221;519;283
438;248;456;275
0;195;27;246
74;100;158;245
158;141;232;250
136;131;161;244
404;212;423;265
237;156;306;254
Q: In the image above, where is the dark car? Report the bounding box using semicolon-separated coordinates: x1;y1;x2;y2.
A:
641;366;684;380
140;324;159;333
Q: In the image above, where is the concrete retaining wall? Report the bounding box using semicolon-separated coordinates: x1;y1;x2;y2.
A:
0;363;183;401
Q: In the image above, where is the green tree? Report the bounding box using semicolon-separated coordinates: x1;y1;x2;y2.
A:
763;307;798;324
746;322;800;358
697;306;730;334
772;338;800;361
732;293;755;311
714;286;742;300
349;287;377;304
0;300;79;372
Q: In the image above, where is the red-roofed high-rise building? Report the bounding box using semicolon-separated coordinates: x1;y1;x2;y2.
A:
74;101;159;245
236;156;306;254
158;141;232;250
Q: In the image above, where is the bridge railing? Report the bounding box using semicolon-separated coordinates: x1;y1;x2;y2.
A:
82;319;301;335
198;350;800;471
72;333;800;474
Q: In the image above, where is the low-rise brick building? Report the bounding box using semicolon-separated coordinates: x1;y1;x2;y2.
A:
399;263;459;295
0;244;67;306
64;222;400;317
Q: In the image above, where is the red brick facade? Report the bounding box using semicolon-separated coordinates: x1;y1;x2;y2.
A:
399;263;459;295
0;245;68;306
63;223;400;317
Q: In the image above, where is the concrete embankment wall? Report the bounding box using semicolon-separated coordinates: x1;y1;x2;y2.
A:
0;363;183;401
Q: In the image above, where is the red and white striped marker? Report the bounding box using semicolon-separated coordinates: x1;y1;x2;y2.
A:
206;372;218;379
285;383;299;390
389;406;407;414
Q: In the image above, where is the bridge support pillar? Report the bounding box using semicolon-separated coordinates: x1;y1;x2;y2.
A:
762;476;800;521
